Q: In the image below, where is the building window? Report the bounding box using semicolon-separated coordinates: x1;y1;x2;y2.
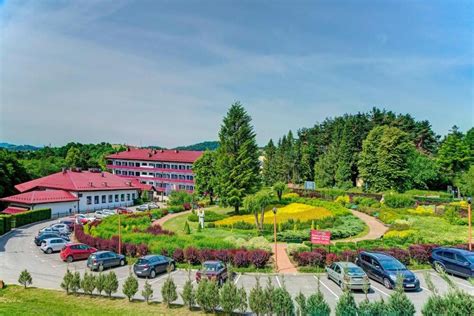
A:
121;194;125;201
86;196;92;205
132;193;136;199
157;163;163;168
108;195;113;203
164;164;170;169
135;162;140;167
115;194;119;202
135;172;140;176
94;196;99;204
101;195;106;203
116;170;121;175
78;193;83;198
142;162;147;166
171;174;178;179
126;194;130;201
116;161;121;166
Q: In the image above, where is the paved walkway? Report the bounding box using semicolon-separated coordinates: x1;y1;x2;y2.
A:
345;209;388;242
274;243;298;274
152;210;192;227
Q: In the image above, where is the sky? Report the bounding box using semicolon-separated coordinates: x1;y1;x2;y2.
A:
0;0;472;148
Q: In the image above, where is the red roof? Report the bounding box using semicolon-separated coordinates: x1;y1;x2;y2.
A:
1;190;79;204
2;206;29;214
129;178;153;191
106;148;203;163
14;170;144;193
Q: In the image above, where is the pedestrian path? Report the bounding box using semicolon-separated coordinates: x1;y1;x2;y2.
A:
152;210;192;227
274;243;298;274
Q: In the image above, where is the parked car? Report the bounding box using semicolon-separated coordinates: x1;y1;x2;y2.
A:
60;243;97;262
39;224;70;235
75;214;89;225
59;218;75;231
430;247;474;278
196;260;228;285
87;251;126;271
326;262;370;290
40;238;69;254
93;210;111;219
133;255;175;278
102;209;116;216
356;251;420;291
34;232;70;246
136;204;149;212
116;207;133;214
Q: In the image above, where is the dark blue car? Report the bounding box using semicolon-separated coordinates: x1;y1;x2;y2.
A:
429;247;474;278
356;251;420;291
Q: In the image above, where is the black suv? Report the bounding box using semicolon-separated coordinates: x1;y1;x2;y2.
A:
34;232;70;246
356;251;420;291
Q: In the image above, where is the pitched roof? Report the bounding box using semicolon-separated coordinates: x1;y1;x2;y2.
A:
106;148;203;163
1;206;29;214
1;190;79;204
14;170;143;193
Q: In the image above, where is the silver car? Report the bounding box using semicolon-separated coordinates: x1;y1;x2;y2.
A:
326;262;370;290
40;238;69;254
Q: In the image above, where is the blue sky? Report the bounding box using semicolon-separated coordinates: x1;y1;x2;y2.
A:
0;0;472;147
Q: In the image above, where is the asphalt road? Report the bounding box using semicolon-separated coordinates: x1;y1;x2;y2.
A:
1;218;473;315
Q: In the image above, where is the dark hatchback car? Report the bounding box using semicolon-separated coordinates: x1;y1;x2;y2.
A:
356;251;420;291
133;255;175;278
59;218;76;231
196;261;228;285
34;232;70;246
87;251;126;271
430;247;474;278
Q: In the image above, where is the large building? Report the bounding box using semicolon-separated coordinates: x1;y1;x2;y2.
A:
1;169;150;216
106;148;203;196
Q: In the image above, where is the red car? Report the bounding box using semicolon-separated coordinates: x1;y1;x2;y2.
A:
116;207;133;214
60;243;97;262
196;261;228;286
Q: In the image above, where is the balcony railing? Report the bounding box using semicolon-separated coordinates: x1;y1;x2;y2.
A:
118;175;195;184
107;164;193;174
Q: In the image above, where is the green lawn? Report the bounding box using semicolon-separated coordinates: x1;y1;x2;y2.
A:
0;285;203;316
409;216;468;243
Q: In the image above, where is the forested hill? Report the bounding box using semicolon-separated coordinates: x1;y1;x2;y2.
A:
262;107;473;193
174;141;219;151
0;142;42;151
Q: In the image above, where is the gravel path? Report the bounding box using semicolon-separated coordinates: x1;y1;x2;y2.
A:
152;210;192;227
345;209;388;242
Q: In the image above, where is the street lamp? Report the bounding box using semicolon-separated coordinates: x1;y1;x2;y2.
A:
118;213;122;255
273;207;278;272
468;197;472;251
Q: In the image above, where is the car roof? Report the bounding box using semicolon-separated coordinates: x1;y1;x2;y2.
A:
43;237;65;242
335;262;359;268
434;247;472;255
93;250;112;255
141;254;164;259
203;260;222;264
361;251;395;260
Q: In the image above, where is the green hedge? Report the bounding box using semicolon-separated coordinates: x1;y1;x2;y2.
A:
383;193;415;208
0;208;51;235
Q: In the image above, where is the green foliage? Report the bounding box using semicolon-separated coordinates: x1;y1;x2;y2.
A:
249;277;266;316
359;126;413;192
187;211;226;222
18;269;32;289
358;298;388;316
272;283;294;316
167;205;185;213
314;145;338;188
273;181;287;201
193;150;218;204
95;273;106;295
387;276;416;316
407;150;440;190
236;286;248;314
70;272;81;294
262;139;279;185
6;208;51;229
168;190;193;206
161;273;178;307
103;272;119;298
335;290;358;316
184;221;191;234
122;273;139;302
80;272;96;295
306;288;331;316
383;193;415;208
456;165;474;196
295;291;307;316
60;270;74;295
180;279;195;310
437;126;471;182
195;278;219;312
219;279;241;314
141;279;153;304
0;149;31;209
175;141;219;151
216;102;261;214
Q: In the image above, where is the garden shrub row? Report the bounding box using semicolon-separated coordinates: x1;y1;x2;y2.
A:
0;208;51;235
187;210;227;222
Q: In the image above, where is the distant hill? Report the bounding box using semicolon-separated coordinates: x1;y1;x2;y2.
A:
0;142;42;151
174;141;219;151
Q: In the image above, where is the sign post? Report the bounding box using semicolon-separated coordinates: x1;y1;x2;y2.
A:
310;230;331;245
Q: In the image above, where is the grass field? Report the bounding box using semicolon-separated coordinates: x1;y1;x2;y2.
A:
0;285;202;316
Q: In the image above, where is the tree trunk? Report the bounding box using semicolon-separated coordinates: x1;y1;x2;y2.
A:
254;213;259;230
260;208;265;230
209;193;214;205
278;191;282;201
235;204;239;215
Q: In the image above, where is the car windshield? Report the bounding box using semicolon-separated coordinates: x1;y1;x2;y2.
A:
346;267;364;274
465;254;474;263
203;263;219;272
380;259;406;271
137;259;149;265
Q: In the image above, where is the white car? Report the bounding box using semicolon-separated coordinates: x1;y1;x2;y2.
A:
93;210;112;219
39;224;70;235
40;238;69;254
136;204;149;211
102;209;116;216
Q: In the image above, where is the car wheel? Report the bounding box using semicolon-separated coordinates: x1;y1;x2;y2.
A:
98;264;104;272
434;261;446;274
119;259;125;266
66;255;73;263
46;248;53;254
383;278;392;289
150;269;156;278
171;263;176;271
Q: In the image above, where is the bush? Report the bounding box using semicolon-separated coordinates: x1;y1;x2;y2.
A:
122;273;139;302
141;279;153;304
335;195;350;206
103;271;119;298
384;194;414;208
168;190;193;206
236;286;248;314
95;273;106;295
60;270;74;295
249;278;266;316
387;276;416;316
172;248;185;263
184;247;200;265
358;298;388;316
307;290;331;316
354;197;379;207
335;290;358;316
167;205;185;213
181;278;195;310
161;274;178;307
196;278;219;312
248;250;271;268
70;272;81;294
219;279;241;314
187;211;226;222
272;285;294;316
295;292;307;316
233;250;250;268
18;269;32;289
81;272;96;295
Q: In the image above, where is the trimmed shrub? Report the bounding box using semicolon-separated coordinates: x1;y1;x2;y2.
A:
184;247;200;265
103;271;119;298
335;290;358;316
196;278;219;312
81;272;96;295
167;205;185;213
384;194;415;208
233;250;250;268
122;273;139;302
181;278;195;310
219;279;241;314
307;290;331;316
249;278;266;316
172;248;185;263
188;211;226;222
61;270;74;295
248;249;271;268
161;274;178;307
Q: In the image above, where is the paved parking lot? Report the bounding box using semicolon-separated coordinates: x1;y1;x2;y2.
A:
1;219;473;315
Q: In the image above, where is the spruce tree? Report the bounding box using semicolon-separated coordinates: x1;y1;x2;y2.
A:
103;271;119;298
262;139;278;185
122;273;139;302
193;150;218;204
161;273;178;307
216;102;261;214
80;272;96;295
18;270;32;289
219;278;240;314
249;277;266;316
95;273;106;295
335;289;358;316
60;269;74;294
70;271;81;294
142;279;153;304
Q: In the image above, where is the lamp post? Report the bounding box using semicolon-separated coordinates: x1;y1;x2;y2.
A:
118;213;122;255
468;197;472;251
273;207;278;272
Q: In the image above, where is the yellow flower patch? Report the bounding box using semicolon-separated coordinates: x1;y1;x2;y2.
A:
215;203;333;226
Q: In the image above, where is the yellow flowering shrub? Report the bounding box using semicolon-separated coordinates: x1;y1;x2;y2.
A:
335;195;350;206
407;206;434;216
450;200;468;208
282;192;299;199
383;230;416;239
215;203;333;226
